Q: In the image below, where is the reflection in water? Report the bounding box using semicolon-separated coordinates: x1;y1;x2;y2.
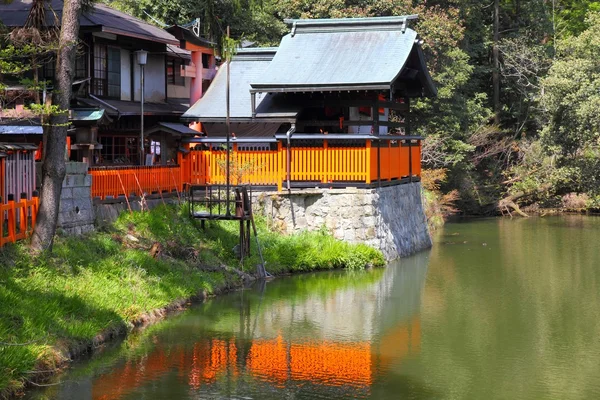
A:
30;217;600;400
36;254;428;400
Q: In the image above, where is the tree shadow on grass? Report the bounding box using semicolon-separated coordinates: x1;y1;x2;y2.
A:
0;275;124;392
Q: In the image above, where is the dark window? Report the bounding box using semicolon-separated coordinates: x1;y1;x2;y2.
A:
92;44;120;97
75;53;87;79
202;53;210;69
167;58;185;86
43;52;86;83
43;59;55;80
99;135;138;164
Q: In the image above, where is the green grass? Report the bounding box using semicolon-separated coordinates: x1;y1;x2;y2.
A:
0;203;384;397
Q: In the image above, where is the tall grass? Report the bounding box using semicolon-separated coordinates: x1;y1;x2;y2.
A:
0;203;384;397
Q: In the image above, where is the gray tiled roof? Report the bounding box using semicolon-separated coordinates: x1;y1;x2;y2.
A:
182;48;301;122
1;0;178;45
0;125;43;135
250;16;433;94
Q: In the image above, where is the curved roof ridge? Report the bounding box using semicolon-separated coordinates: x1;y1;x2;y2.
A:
283;15;419;34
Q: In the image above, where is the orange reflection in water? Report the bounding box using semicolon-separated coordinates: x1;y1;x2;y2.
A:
91;318;421;399
93;339;237;400
247;334;372;387
290;341;372;387
377;316;421;370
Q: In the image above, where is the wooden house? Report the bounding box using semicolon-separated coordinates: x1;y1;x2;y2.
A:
181;16;436;190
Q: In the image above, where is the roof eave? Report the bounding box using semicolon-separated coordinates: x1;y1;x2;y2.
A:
249;84;392;94
102;27;180;46
180;116;296;124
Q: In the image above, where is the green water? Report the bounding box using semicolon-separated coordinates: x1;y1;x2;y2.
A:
28;216;600;399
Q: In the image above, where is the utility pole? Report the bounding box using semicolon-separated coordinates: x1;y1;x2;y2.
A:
226;26;231;215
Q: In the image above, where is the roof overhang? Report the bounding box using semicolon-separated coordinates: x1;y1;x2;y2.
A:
250;15;436;97
182;48;301;123
145;122;200;137
100;26;179;46
0;125;43;135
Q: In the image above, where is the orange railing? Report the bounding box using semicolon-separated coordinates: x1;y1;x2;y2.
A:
185;144;283;187
371;140;421;182
89;165;183;200
183;136;421;190
0;193;39;247
89;137;422;199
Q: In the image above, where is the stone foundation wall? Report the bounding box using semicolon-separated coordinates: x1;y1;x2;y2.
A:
57;162;95;235
255;183;431;260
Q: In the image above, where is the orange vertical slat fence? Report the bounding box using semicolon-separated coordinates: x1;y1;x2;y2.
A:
89;165;183;200
91;139;422;199
0;193;39;248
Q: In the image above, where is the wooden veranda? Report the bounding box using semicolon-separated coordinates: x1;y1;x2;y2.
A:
180;134;422;192
88;134;422;199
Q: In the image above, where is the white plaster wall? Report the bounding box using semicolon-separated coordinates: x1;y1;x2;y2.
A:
133;54;166;102
120;49;131;101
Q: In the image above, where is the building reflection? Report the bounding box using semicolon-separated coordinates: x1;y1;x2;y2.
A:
90;254;429;400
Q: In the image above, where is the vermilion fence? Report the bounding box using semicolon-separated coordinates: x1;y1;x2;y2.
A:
0;192;39;248
88;136;423;199
184;144;283;187
182;136;422;190
89;165;183;200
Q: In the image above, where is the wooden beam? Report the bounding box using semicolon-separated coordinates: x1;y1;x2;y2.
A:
296;119;405;128
298;98;409;111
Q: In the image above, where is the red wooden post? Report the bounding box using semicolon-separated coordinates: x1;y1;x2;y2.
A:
19;192;27;238
31;191;39;233
7;194;15;243
0;196;4;247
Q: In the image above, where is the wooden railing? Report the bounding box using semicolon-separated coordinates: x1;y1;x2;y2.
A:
88;135;422;199
182;135;422;191
0;192;39;248
184;144;283;187
89;165;183;200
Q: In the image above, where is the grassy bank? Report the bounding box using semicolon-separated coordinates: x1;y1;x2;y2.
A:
0;203;384;397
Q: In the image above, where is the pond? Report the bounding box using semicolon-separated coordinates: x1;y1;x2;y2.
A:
27;216;600;399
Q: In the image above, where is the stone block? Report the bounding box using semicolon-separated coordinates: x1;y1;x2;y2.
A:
344;229;356;242
65;162;89;175
362;216;376;226
73;186;90;199
61;188;73;200
365;226;377;239
59;199;74;213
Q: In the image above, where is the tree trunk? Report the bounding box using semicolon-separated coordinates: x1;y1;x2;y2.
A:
493;0;501;125
31;0;83;253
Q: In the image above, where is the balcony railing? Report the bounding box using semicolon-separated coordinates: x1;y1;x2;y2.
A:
88;135;422;200
182;134;422;191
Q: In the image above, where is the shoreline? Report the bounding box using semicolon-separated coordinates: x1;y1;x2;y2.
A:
22;276;245;399
2;204;385;399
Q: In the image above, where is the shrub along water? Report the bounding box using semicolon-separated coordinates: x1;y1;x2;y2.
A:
0;204;384;397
